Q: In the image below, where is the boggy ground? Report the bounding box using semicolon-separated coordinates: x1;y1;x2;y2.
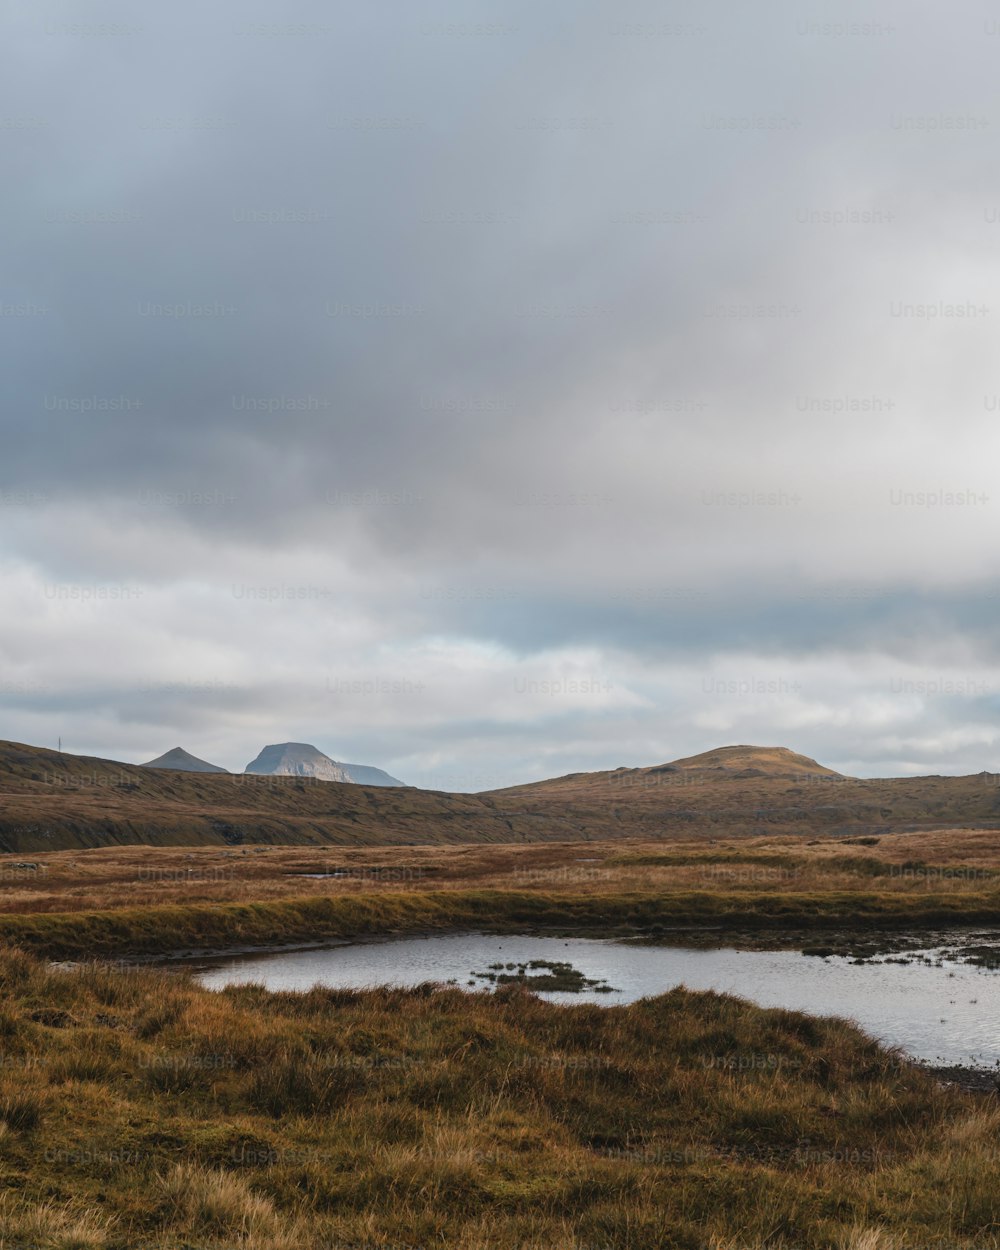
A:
1;828;999;915
0;829;999;964
0;948;997;1250
0;832;998;1245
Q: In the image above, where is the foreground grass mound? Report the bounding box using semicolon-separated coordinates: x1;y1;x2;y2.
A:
0;951;995;1248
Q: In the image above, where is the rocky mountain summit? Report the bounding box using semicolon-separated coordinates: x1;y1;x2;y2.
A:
243;742;404;787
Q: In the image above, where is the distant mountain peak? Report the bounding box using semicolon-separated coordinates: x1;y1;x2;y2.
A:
659;745;841;778
243;742;404;787
142;747;230;774
244;742;351;782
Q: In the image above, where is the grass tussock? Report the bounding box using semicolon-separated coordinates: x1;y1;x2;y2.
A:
0;947;989;1248
0;1084;45;1133
157;1162;287;1240
0;1196;111;1249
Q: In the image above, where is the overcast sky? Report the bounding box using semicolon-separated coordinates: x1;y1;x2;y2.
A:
3;0;999;788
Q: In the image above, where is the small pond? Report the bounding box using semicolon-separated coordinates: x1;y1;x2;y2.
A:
193;931;1000;1068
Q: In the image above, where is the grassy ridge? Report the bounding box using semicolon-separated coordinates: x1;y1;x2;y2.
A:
0;739;539;852
5;736;1000;853
0;949;993;1249
8;887;1000;960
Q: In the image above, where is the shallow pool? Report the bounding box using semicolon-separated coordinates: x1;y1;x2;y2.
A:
192;930;1000;1068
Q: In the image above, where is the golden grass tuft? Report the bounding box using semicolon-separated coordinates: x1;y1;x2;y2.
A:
0;1197;111;1249
837;1229;901;1250
158;1162;280;1238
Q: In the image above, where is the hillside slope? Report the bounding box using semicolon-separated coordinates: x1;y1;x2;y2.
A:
483;743;1000;840
1;740;999;852
0;740;529;852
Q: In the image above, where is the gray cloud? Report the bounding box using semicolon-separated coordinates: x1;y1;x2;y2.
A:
2;0;999;786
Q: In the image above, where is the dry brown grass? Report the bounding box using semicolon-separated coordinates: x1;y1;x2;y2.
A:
0;948;993;1248
0;1195;111;1249
0;829;996;915
157;1163;284;1240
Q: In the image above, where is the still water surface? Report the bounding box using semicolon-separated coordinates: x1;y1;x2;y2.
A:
194;932;1000;1068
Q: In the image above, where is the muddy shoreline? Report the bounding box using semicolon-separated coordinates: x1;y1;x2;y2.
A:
919;1062;1000;1095
59;916;1000;981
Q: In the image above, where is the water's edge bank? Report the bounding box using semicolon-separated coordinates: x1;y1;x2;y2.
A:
29;892;1000;1092
174;927;1000;1092
8;886;1000;961
920;1062;1000;1095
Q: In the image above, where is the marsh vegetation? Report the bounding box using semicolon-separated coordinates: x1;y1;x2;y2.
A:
0;949;996;1248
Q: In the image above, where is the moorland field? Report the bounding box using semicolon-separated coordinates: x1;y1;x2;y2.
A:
1;741;999;1248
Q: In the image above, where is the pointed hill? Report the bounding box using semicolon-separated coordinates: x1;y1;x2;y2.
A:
142;747;230;774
